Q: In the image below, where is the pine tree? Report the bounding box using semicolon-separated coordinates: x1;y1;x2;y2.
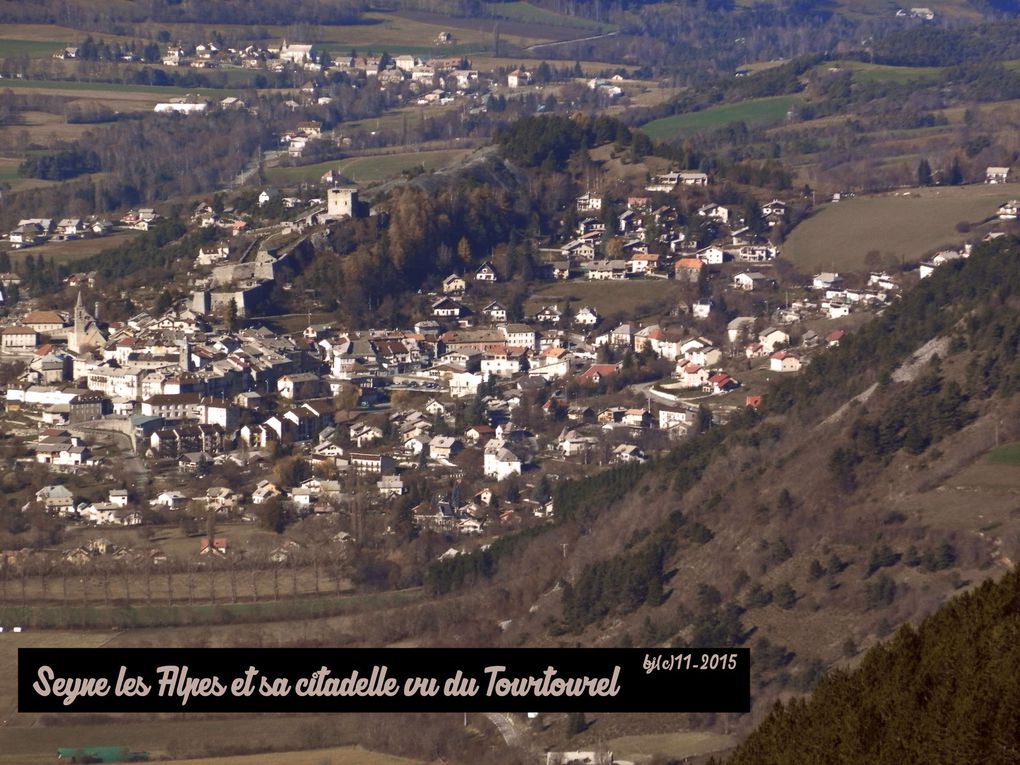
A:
456;236;472;266
947;155;964;185
917;158;933;186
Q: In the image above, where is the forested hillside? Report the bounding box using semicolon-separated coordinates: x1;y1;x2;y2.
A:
420;234;1020;734
723;567;1020;765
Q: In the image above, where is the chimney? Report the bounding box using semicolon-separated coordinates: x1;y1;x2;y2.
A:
94;302;100;321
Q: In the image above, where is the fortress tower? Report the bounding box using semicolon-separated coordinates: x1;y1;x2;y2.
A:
327;187;359;219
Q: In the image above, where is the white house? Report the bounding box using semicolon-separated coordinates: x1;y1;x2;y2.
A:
698;246;728;265
688;345;722;368
587;260;629;280
659;408;692;436
733;272;769;291
442;274;467;294
428;435;461;460
769;351;801;372
692;299;713;319
759;327;790;353
450;371;486;398
483;438;523;479
475;262;499;282
535;305;562;324
678;362;710;388
827;301;851;319
530;348;571;379
998;200;1019;220
629;253;660;275
986;166;1010;184
502;324;539;350
507;69;532;88
698;203;730;224
432;297;465;317
251;480;282;504
737;244;779;263
484;301;508;323
36;484;76;514
574;306;599;326
481;351;526;378
812;272;843;290
152;490;188;508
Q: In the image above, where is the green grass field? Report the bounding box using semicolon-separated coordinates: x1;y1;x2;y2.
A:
0;77;238;97
158;747;424;765
0;38;69;57
641;95;801;140
0;159;19;182
483;1;611;31
783;185;1008;273
294;8;556;53
318;41;488;56
524;279;685;322
0;587;423;630
822;60;944;84
0;716;364;762
6;231;142;267
987;442;1020;465
608;731;737;761
267;149;473;186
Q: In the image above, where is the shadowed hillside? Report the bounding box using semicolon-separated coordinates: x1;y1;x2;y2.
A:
423;234;1020;745
723;567;1020;765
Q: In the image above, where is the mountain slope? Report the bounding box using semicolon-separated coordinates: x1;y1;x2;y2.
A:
424;234;1020;741
723;567;1020;765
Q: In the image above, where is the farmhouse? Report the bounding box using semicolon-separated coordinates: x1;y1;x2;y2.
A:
986;166;1011;184
646;170;709;191
998;200;1019;220
9;222;45;248
587;260;629;280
